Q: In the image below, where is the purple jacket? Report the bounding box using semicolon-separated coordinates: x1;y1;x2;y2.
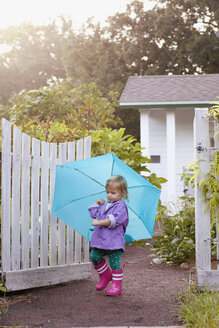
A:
88;200;129;251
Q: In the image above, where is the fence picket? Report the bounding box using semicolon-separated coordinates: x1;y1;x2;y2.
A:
1;119;12;272
49;143;58;266
40;141;49;267
66;142;75;264
83;136;92;262
21;132;31;269
75;139;83;263
31;138;41;268
11;126;22;270
58;143;67;265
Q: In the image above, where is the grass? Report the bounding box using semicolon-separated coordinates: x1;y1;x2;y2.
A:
179;287;219;328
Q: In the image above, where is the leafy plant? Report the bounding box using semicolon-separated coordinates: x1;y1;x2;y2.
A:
151;197;196;263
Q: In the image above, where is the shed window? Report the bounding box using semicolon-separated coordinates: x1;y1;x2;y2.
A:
150;155;160;163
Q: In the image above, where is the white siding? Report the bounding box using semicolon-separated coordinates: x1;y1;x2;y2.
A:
141;108;194;205
147;110;168;203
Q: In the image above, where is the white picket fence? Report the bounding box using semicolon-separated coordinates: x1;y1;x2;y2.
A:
194;108;219;290
1;118;91;291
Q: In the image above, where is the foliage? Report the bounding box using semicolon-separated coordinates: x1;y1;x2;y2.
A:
8;81;122;141
9;80;121;128
9;81;72;125
64;82;121;135
208;101;219;123
151;197;196;264
19;119;77;143
179;287;219;328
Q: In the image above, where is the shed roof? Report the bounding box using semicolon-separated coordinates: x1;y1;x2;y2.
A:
119;74;219;109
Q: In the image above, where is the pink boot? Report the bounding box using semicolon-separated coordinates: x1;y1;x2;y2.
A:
94;259;112;291
106;268;123;296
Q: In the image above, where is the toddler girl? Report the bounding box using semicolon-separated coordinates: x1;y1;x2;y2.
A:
88;175;129;296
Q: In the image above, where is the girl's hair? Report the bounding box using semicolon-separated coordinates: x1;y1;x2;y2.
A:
106;175;128;200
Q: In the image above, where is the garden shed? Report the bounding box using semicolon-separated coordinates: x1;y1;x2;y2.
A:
120;74;219;206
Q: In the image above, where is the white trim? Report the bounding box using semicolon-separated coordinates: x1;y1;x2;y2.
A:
166;110;176;207
139;109;150;157
120;101;213;107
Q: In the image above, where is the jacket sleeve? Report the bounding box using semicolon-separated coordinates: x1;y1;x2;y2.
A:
108;203;129;229
88;203;100;219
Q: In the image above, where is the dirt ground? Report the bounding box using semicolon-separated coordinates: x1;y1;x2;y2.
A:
0;242;192;328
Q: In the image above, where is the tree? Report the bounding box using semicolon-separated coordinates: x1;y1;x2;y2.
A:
0;20;68;103
63;21;128;96
104;0;219;75
153;0;219;73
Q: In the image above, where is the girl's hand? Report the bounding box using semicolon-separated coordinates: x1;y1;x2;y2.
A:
92;218;111;227
95;198;105;205
92;219;100;226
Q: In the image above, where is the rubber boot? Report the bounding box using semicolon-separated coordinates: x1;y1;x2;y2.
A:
94;259;112;291
106;268;123;296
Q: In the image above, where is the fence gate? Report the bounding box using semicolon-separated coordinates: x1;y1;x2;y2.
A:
1;118;91;291
194;108;219;290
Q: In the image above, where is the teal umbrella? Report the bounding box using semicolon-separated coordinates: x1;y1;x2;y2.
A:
52;153;161;242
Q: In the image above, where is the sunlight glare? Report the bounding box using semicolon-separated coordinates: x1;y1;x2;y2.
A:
0;0;156;30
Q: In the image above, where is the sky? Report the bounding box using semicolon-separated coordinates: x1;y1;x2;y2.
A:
0;0;156;30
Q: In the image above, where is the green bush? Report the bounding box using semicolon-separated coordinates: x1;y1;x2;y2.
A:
151;197;196;264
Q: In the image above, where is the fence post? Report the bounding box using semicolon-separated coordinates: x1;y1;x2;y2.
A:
194;108;211;275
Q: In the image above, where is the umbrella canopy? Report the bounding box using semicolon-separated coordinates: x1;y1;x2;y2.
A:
52;153;161;242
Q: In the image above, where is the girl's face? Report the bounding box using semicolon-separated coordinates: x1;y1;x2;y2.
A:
106;186;123;203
